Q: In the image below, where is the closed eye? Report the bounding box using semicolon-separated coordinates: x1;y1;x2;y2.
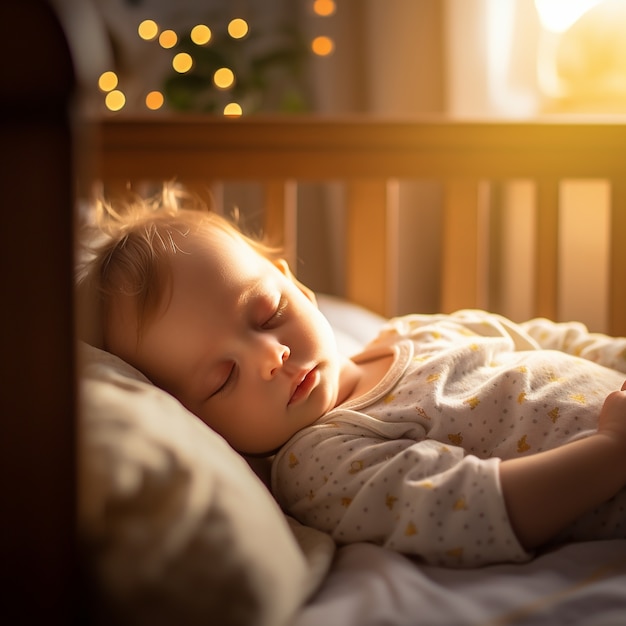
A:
209;363;236;398
262;295;287;329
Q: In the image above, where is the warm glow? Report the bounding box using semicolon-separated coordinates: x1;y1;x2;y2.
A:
138;19;159;41
145;91;164;110
224;102;243;117
191;24;212;45
214;67;235;89
158;29;178;49
312;36;334;56
534;0;604;33
313;0;336;17
105;90;126;112
172;52;193;73
98;71;118;92
228;18;249;39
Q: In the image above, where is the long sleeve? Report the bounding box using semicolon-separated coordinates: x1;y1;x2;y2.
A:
520;318;626;374
272;413;530;568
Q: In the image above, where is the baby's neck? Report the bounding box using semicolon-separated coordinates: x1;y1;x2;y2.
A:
336;352;394;407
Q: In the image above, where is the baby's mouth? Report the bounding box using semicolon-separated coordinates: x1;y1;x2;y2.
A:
289;367;318;405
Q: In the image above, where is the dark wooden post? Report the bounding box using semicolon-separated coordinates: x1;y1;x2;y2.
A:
0;1;77;623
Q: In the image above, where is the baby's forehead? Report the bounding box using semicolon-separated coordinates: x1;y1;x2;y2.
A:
168;223;267;279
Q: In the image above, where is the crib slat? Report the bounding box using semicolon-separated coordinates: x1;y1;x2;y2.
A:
609;180;626;337
346;179;392;316
441;179;484;312
263;180;297;269
534;179;559;321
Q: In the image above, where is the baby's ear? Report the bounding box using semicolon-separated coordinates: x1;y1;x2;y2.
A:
273;259;317;305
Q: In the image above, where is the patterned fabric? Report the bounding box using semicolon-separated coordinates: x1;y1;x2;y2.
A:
272;311;626;567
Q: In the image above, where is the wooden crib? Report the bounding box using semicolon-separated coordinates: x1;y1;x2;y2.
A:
93;115;626;336
8;3;626;624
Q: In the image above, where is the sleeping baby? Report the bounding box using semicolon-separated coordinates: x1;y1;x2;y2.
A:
79;190;626;568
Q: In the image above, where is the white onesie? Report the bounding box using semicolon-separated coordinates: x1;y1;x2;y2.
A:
271;310;626;567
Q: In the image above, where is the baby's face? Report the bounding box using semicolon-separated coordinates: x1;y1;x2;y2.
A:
106;227;349;454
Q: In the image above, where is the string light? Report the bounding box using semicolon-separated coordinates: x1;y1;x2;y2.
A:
105;90;126;112
214;67;235;89
138;19;159;41
191;24;212;45
158;29;178;49
98;71;118;92
228;18;249;39
312;35;334;56
172;52;193;73
224;102;243;116
145;91;165;110
313;0;336;16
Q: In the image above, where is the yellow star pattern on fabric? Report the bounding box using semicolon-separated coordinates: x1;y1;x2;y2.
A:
288;453;299;468
341;497;352;507
405;522;418;536
415;406;431;420
548;407;560;423
517;392;526;404
517;434;531;453
383;394;395;404
446;547;464;559
453;497;468;511
386;494;398;510
570;393;586;404
427;373;440;383
464;396;480;409
448;432;463;446
547;371;565;383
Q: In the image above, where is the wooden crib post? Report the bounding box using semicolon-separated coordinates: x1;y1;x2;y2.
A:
263;180;297;269
609;181;626;337
534;179;560;322
346;179;394;317
1;1;78;623
441;179;487;313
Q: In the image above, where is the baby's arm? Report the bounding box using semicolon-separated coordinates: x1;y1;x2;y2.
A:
520;318;626;373
499;381;626;549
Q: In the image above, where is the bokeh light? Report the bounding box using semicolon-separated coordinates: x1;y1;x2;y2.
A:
534;0;604;33
191;24;212;45
172;52;193;73
159;29;178;49
228;18;249;39
214;67;235;89
224;102;243;117
138;19;159;41
105;90;126;112
312;36;334;56
313;0;336;17
98;71;118;92
145;91;165;110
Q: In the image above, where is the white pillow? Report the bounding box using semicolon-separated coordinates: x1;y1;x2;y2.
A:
78;343;334;626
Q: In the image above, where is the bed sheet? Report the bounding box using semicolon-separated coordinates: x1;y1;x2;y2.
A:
296;539;626;626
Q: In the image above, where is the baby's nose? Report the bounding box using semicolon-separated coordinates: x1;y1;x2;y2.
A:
262;342;290;380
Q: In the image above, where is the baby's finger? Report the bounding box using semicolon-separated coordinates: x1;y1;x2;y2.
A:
622;379;626;391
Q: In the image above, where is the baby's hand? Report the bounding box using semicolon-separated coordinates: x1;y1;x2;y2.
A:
597;380;626;451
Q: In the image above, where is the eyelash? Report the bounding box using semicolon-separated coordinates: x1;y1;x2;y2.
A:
262;295;287;329
210;296;286;399
210;365;234;398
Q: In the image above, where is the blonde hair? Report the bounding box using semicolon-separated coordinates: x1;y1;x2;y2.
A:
76;185;281;342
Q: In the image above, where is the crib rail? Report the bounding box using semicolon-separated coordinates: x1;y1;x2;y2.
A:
93;116;626;336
